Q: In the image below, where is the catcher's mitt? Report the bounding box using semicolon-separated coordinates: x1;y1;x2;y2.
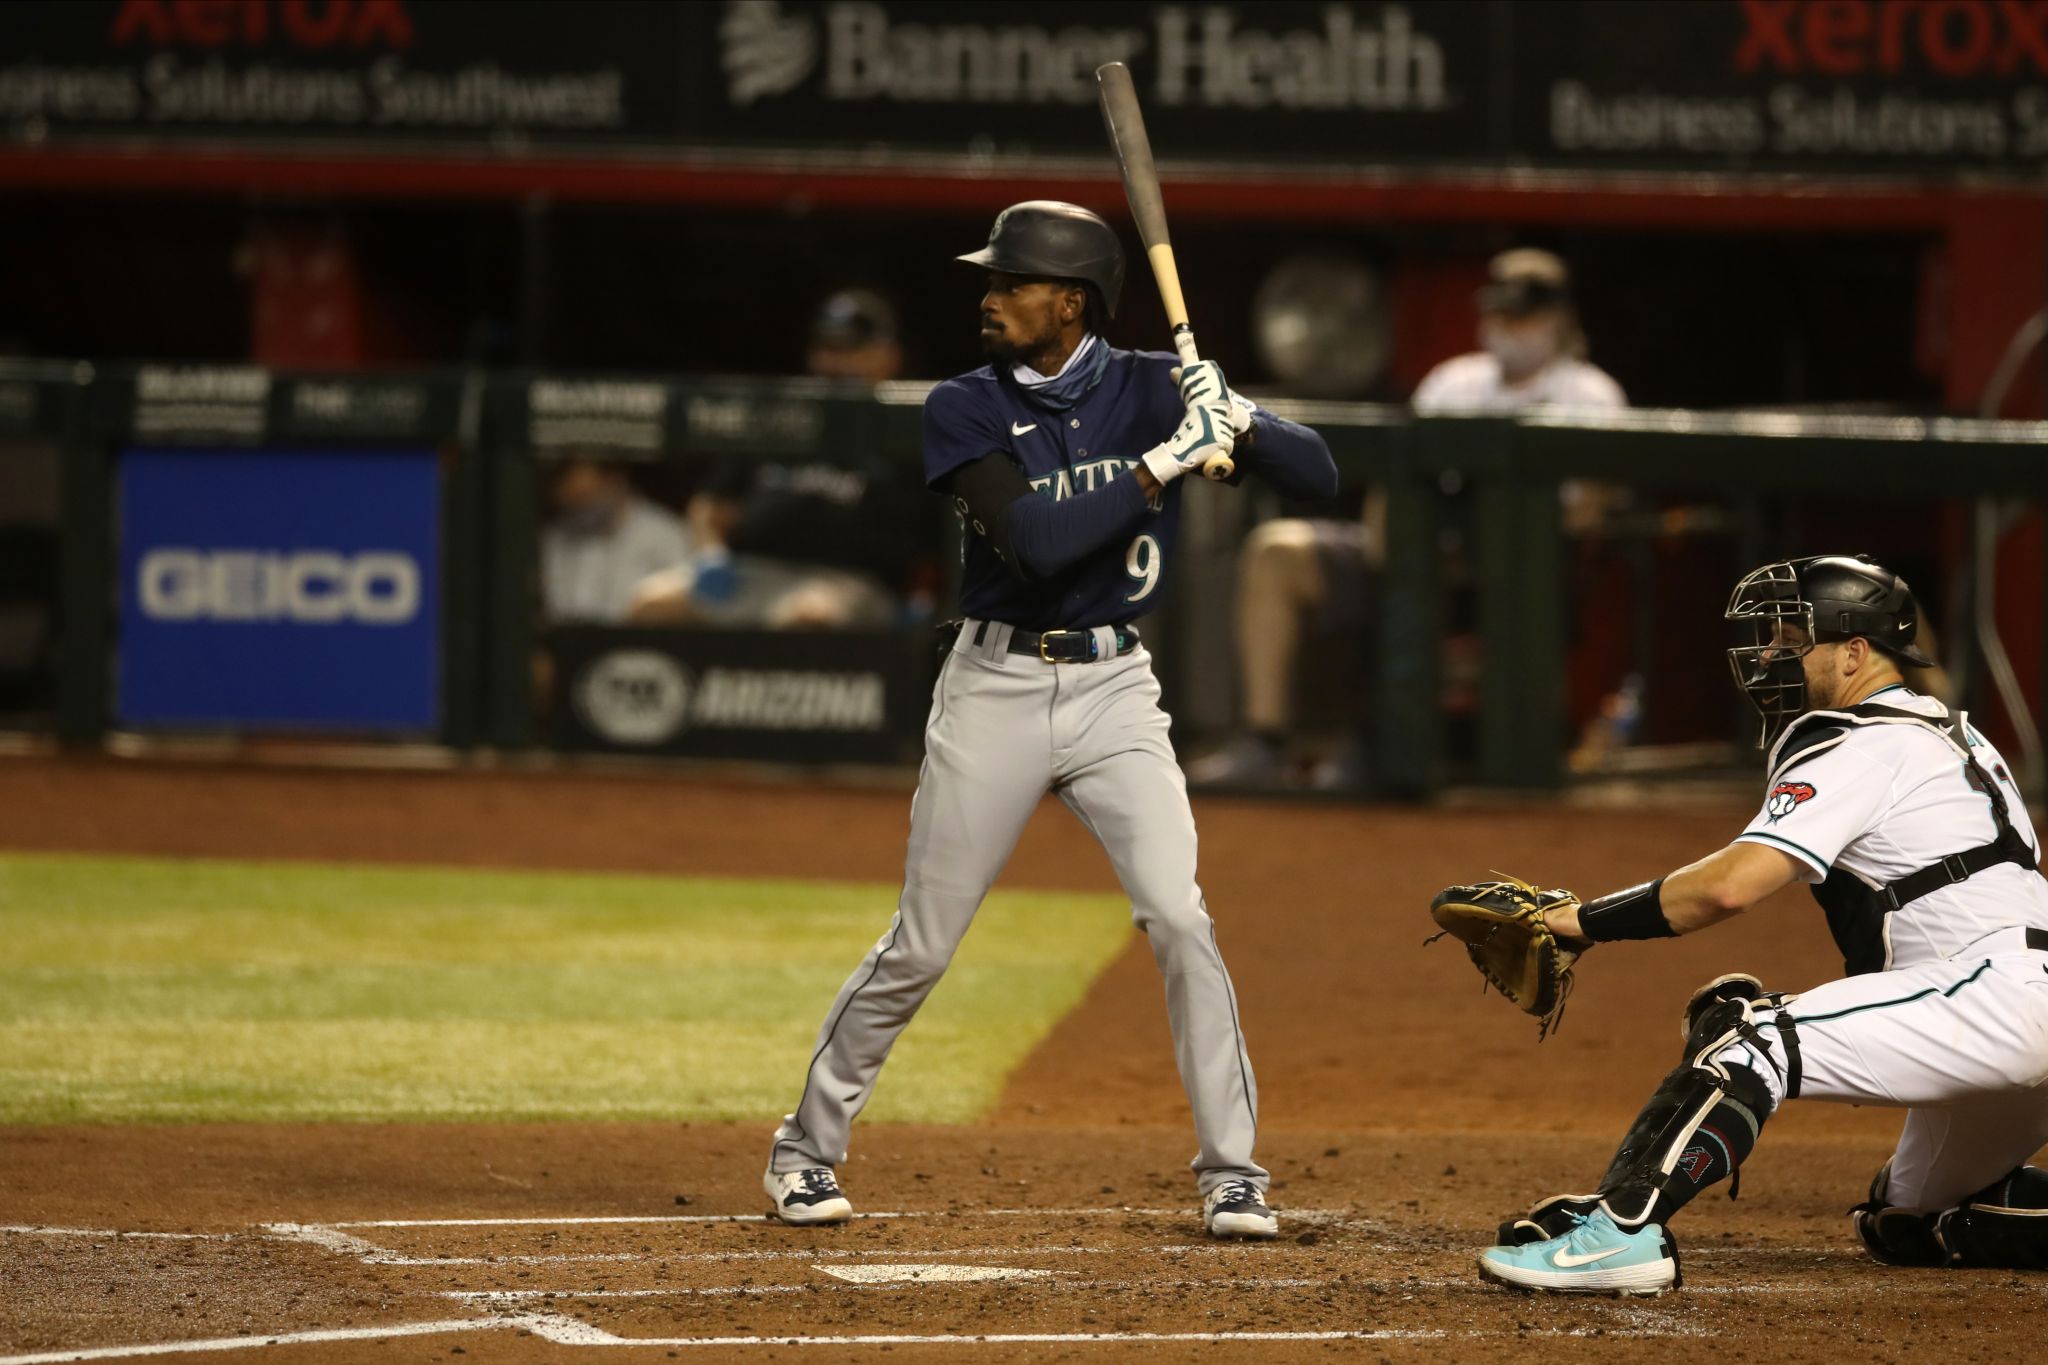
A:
1428;876;1584;1038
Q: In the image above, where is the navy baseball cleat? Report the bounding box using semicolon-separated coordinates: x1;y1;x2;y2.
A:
1477;1207;1679;1295
1204;1179;1279;1240
764;1167;853;1225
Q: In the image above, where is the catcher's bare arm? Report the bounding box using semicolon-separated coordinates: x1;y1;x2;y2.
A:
1544;842;1803;948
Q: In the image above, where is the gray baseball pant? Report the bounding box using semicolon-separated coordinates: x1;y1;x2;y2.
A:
769;620;1268;1194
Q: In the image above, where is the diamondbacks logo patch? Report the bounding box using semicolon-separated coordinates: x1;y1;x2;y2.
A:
1765;781;1816;823
1677;1145;1714;1183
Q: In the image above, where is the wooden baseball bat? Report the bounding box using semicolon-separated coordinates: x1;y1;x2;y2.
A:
1095;60;1233;481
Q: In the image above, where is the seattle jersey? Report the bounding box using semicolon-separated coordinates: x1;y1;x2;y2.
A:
1735;684;2048;969
922;345;1333;631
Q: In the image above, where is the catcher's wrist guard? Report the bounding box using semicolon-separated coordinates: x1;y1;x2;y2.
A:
1578;877;1675;942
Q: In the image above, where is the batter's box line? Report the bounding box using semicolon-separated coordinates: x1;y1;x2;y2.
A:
324;1205;1361;1229
263;1219;1328;1266
0;1316;1707;1365
440;1274;1334;1300
492;1314;1713;1349
1;1225;235;1241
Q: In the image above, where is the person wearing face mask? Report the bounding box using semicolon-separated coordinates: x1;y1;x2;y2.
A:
1410;249;1625;416
540;458;695;624
1188;248;1625;791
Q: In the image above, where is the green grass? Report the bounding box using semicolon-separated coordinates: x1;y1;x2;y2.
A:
0;853;1133;1124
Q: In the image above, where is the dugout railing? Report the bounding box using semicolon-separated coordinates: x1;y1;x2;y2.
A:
30;363;2048;795
1451;410;2048;790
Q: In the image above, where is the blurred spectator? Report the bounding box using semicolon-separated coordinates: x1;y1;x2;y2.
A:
629;289;924;630
1411;249;1624;414
1189;248;1626;790
540;459;694;624
805;288;905;384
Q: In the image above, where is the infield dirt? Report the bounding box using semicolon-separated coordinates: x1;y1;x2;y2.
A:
2;756;2041;1362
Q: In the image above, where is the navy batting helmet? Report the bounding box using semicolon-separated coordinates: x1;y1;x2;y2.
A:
957;201;1126;319
1726;554;1935;746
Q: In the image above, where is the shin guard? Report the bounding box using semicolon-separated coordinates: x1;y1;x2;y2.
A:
1593;991;1778;1229
1499;987;1785;1243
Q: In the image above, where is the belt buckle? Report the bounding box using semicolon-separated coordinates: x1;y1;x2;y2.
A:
1038;632;1063;664
1942;853;1970;883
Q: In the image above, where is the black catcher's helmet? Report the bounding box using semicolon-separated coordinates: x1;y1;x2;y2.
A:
957;201;1126;319
1726;554;1936;747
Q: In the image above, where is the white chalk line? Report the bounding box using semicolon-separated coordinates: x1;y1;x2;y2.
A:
0;1318;501;1365
266;1217;1332;1267
0;1307;1713;1365
0;1225;233;1241
500;1313;1706;1348
259;1221;639;1266
460;1242;1284;1264
440;1275;1334;1301
331;1206;1359;1229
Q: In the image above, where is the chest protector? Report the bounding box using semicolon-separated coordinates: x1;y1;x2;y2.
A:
1768;702;2040;974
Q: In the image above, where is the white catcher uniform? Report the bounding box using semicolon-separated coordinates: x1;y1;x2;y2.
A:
1722;684;2048;1211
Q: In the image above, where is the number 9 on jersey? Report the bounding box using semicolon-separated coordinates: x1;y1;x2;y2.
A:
1125;533;1161;602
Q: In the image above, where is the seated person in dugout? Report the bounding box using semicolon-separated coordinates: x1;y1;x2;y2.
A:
630;290;927;630
1460;554;2048;1296
540;457;695;625
1188;248;1626;789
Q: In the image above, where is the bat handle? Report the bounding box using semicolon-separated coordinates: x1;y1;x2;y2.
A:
1172;326;1235;482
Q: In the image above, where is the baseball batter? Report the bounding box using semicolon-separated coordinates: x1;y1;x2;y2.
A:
763;201;1337;1239
1458;555;2048;1294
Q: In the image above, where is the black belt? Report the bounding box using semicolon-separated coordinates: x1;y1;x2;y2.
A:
2031;927;2048;953
1002;624;1141;664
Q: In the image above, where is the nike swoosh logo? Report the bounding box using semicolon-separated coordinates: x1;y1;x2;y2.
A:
1551;1244;1628;1268
1011;422;1037;436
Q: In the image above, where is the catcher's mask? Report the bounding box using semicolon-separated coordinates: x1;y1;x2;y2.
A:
1725;554;1935;747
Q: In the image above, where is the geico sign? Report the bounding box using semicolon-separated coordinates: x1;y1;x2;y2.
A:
138;548;421;624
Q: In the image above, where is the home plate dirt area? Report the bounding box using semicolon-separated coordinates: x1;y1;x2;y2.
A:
2;759;2045;1361
6;1126;2043;1363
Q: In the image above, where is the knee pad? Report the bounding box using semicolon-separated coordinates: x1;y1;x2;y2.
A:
1935;1166;2048;1269
1679;973;1765;1048
1851;1161;1945;1267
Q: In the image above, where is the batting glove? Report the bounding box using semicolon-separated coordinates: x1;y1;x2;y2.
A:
1175;362;1259;443
1226;389;1258;440
1140;399;1235;487
1173;359;1229;408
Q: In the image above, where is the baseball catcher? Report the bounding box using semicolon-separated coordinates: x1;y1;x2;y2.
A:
1436;554;2048;1295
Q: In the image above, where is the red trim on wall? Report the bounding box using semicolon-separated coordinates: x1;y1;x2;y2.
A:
0;145;2024;230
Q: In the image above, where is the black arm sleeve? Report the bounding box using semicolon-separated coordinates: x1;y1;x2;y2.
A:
944;453;1036;582
942;453;1153;583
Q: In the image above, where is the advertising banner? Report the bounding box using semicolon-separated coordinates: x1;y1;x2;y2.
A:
550;625;931;763
5;2;2047;175
0;0;672;145
116;447;441;730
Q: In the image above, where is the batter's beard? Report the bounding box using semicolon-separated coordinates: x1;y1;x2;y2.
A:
980;321;1056;370
980;332;1020;365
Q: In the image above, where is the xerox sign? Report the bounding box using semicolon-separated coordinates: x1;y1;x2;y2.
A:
117;448;441;731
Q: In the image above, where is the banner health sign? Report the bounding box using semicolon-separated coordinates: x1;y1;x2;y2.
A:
118;447;441;731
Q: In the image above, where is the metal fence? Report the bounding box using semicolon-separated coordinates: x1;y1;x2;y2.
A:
14;362;2048;794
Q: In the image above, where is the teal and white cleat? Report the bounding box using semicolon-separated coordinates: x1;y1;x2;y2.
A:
1477;1207;1680;1296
